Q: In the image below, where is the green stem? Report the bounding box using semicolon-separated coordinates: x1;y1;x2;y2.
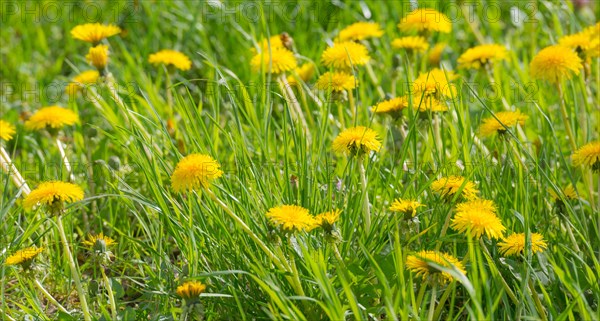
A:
0;146;31;195
528;278;547;321
101;268;117;320
427;283;437;321
287;238;305;297
435;207;453;251
365;62;385;99
279;74;311;142
479;239;519;305
56;138;74;182
557;83;577;151
358;158;371;233
32;278;70;315
56;217;92;321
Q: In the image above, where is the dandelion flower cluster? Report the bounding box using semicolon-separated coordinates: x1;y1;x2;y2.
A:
321;41;370;70
332;126;381;156
337;22;383;41
250;47;297;74
530;45;582;84
412;68;458;100
314;209;341;231
398;9;452;34
371;96;409;115
83;233;117;252
451;199;506;239
549;184;578;204
71;23;121;44
478;110;528;137
252;35;284;54
149;50;192;71
266;205;315;232
86;45;109;71
571;141;600;172
406;250;465;284
0;120;16;141
391;36;429;53
66;70;100;96
286;63;315;86
457;44;508;69
498;233;547;256
431;176;478;200
315;71;357;92
176;281;207;300
23;181;84;211
389;198;424;218
4;247;43;267
559;30;600;60
428;43;447;65
171;154;223;192
24;106;79;132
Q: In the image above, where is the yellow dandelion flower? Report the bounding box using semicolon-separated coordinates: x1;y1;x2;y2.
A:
66;70;100;96
332;126;381;156
266;205;315;232
498;233;547;257
371;96;409;115
321;41;370;70
23;181;84;209
478;110;528;137
559;31;600;59
250;47;297;74
70;23;121;44
149;50;192;71
391;36;429;53
451;199;506;239
398;8;452;34
457;44;508;69
0;120;16;141
406;250;465;284
4;247;43;267
314;209;341;228
389;198;424;218
86;45;109;71
572;141;600;172
251;35;284;54
286;63;316;86
549;184;578;202
315;71;357;92
413;96;448;113
412;68;458;99
171;153;223;192
428;42;447;65
530;45;582;84
337;22;384;41
24;106;79;131
176;281;207;300
83;233;116;253
431;176;479;200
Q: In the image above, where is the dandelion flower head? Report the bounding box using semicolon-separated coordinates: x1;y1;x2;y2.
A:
498;233;547;256
572;141;600;172
71;23;121;44
431;176;478;200
457;44;508;69
398;8;452;34
266;205;315;232
391;36;429;53
171;154;223;192
371;96;409;115
4;247;44;267
389;198;424;218
250;47;297;74
478;110;528;137
406;250;465;284
23;181;84;211
321;41;370;70
315;71;357;92
530;45;582;84
24;106;79;131
0;120;16;141
332;126;381;156
149;50;192;71
451;199;506;239
337;22;384;41
66;70;100;96
86;45;109;70
176;281;207;300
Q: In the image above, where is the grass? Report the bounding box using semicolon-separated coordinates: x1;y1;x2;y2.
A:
1;0;599;320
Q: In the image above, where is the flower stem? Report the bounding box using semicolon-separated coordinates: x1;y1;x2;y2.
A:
279;74;311;142
56;217;92;321
56;138;75;182
101;267;117;320
556;83;577;151
427;283;438;321
0;146;31;195
528;278;548;321
365;62;385;99
435;207;453;251
358;157;371;233
32;278;70;315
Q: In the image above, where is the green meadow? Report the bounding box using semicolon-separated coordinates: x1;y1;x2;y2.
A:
1;0;599;320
